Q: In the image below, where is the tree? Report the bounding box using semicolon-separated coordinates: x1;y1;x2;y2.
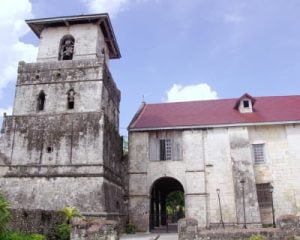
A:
0;193;11;235
166;191;185;220
123;136;128;156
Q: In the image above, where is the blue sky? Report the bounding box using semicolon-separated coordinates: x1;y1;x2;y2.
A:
1;0;300;136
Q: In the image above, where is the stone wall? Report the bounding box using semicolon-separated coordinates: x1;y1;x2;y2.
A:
37;23;109;63
71;218;119;240
179;216;300;240
0;113;125;213
9;209;64;240
128;123;300;231
14;59;120;116
0;178;105;212
204;128;237;225
9;209;122;240
228;127;261;224
249;124;300;218
0;112;103;165
0;55;125;215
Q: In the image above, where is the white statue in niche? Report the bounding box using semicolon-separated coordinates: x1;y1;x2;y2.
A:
67;89;75;109
59;36;75;60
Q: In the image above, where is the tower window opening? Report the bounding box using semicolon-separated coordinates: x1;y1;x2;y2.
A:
67;89;75;109
37;90;46;111
46;146;53;153
59;35;75;60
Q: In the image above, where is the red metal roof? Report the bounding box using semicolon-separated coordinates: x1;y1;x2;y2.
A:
129;95;300;130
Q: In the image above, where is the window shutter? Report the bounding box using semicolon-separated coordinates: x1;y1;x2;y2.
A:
149;137;158;161
172;137;183;161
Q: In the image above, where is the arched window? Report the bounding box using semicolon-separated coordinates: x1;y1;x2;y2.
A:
59;35;75;60
37;90;46;111
67;89;75;109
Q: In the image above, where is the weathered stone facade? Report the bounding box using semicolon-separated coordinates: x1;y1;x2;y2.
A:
0;14;126;220
178;216;300;240
128;96;300;231
9;209;64;240
71;218;119;240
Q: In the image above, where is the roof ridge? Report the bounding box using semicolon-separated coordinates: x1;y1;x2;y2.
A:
144;94;300;106
129;94;300;130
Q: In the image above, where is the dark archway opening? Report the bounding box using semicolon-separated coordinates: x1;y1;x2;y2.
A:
150;177;185;233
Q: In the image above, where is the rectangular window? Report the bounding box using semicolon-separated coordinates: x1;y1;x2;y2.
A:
253;144;265;164
256;183;272;208
149;131;182;161
159;138;172;161
243;100;250;108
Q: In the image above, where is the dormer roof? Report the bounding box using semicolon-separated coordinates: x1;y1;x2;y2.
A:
234;93;256;110
26;13;121;59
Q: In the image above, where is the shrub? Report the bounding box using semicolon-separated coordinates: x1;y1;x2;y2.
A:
250;234;265;240
60;207;82;224
30;234;46;240
56;223;71;240
57;206;83;240
0;193;11;234
0;232;45;240
125;224;137;234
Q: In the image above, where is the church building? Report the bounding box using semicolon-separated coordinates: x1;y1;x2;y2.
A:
1;12;300;235
128;94;300;231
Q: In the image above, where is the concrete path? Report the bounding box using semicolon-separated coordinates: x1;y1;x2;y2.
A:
120;233;178;240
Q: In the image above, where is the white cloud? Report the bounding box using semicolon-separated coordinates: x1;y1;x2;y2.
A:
0;106;12;128
166;83;218;102
0;0;38;98
224;14;244;24
81;0;150;17
0;107;12;116
82;0;130;17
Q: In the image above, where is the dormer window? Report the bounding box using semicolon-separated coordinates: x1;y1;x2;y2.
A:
243;100;250;108
234;93;256;113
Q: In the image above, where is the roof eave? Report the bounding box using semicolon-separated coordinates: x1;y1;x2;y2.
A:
128;102;147;130
129;120;300;132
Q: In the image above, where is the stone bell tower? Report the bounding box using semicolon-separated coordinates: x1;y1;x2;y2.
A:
0;14;125;217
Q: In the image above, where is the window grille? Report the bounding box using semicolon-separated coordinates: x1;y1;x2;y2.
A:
256;183;272;208
253;144;265;164
159;139;172;161
149;132;182;161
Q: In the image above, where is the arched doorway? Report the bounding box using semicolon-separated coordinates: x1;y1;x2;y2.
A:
150;177;185;232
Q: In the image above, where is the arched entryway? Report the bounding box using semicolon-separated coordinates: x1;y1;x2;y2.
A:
149;177;185;232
